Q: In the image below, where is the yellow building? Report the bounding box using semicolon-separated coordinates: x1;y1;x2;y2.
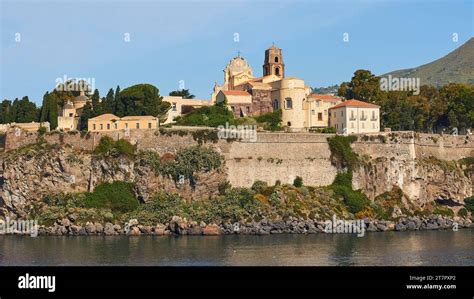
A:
162;96;212;124
88;114;159;132
211;45;343;131
57;90;90;131
329;99;380;134
306;94;342;128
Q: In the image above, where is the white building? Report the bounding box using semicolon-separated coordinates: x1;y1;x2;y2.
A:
162;96;212;124
329;99;380;134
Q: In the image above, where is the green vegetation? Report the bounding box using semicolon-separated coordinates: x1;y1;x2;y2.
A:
464;196;474;213
338;69;474;133
168;89;195;99
94;136;135;158
174;104;236;127
81;181;138;213
458;207;468;218
293;176;303;188
159;145;222;186
327;135;358;170
254;109;282;131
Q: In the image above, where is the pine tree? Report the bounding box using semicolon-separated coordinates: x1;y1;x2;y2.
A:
104;88;114;113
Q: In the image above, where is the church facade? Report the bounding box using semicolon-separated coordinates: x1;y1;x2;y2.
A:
212;45;341;131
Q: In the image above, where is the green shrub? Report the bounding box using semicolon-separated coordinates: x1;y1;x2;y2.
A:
327;135;358;170
293;176;303;187
37;126;47;135
81;181;138;213
251;180;268;193
331;184;370;214
254;109;282;131
94;136;135;158
160;145;222;186
175;104;236;127
458;207;468;218
433;205;454;217
464;196;474;213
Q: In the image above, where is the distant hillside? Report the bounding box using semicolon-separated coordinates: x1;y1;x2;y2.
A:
382;38;474;87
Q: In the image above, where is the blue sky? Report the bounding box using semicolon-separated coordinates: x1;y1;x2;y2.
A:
1;0;473;104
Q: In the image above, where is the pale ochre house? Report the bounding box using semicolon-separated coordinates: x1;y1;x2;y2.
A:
162;96;212;124
88;114;158;132
329;99;380;134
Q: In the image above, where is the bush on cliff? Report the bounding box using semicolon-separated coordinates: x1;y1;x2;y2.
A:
464;196;474;213
82;181;138;213
94;136;135;158
327;135;358;170
254;109;282;131
159;145;222;186
174;104;236;127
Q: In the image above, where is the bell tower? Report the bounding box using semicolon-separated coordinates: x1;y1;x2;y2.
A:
263;44;284;78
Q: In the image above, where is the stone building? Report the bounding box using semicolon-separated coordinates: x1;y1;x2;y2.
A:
162;96;212;124
329;99;380;134
211;44;342;131
88;114;159;132
57;90;90;131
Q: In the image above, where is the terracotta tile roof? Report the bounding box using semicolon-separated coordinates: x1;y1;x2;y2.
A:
222;90;251;96
90;113;120;120
309;94;341;102
329;99;380;109
121;115;157;120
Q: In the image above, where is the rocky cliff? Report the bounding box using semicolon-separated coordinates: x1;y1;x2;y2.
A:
0;143;226;218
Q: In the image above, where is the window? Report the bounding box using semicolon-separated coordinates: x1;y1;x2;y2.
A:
350;110;355;120
172;102;177;111
136;123;140;129
69;113;74;117
318;113;323;121
246;106;250;114
148;123;152;129
316;101;320;107
114;123;118;129
93;124;96;130
100;124;103;130
275;67;280;76
285;98;293;109
125;123;129;129
273;99;279;110
311;109;315;115
107;124;110;130
287;121;291;126
275;56;279;63
340;111;344;117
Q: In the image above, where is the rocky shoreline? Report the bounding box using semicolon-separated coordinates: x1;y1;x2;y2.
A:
1;215;472;237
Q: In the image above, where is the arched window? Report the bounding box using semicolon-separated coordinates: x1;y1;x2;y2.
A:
273;99;279;110
285;97;293;109
275;56;279;63
275;67;280;76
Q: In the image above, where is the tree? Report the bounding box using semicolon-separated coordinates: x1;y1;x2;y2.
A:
119;84;170;117
0;100;12;124
339;70;384;104
114;85;124;116
79;102;93;131
91;89;102;116
169;89;195;99
104;88;115;113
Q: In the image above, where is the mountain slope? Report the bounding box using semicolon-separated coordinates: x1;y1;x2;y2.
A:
382;38;474;87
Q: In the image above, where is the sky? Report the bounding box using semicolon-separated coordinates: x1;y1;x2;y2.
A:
1;0;473;104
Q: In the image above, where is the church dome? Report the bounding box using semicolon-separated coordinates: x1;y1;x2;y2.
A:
225;55;253;75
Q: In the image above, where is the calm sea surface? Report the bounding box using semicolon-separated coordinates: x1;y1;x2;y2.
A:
0;230;472;266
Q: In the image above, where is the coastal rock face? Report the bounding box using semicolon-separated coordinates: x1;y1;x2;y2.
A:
0;146;225;218
353;157;472;207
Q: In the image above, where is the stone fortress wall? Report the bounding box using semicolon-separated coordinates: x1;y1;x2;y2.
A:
2;128;473;190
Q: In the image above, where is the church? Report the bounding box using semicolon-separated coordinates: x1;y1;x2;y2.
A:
211;44;342;131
